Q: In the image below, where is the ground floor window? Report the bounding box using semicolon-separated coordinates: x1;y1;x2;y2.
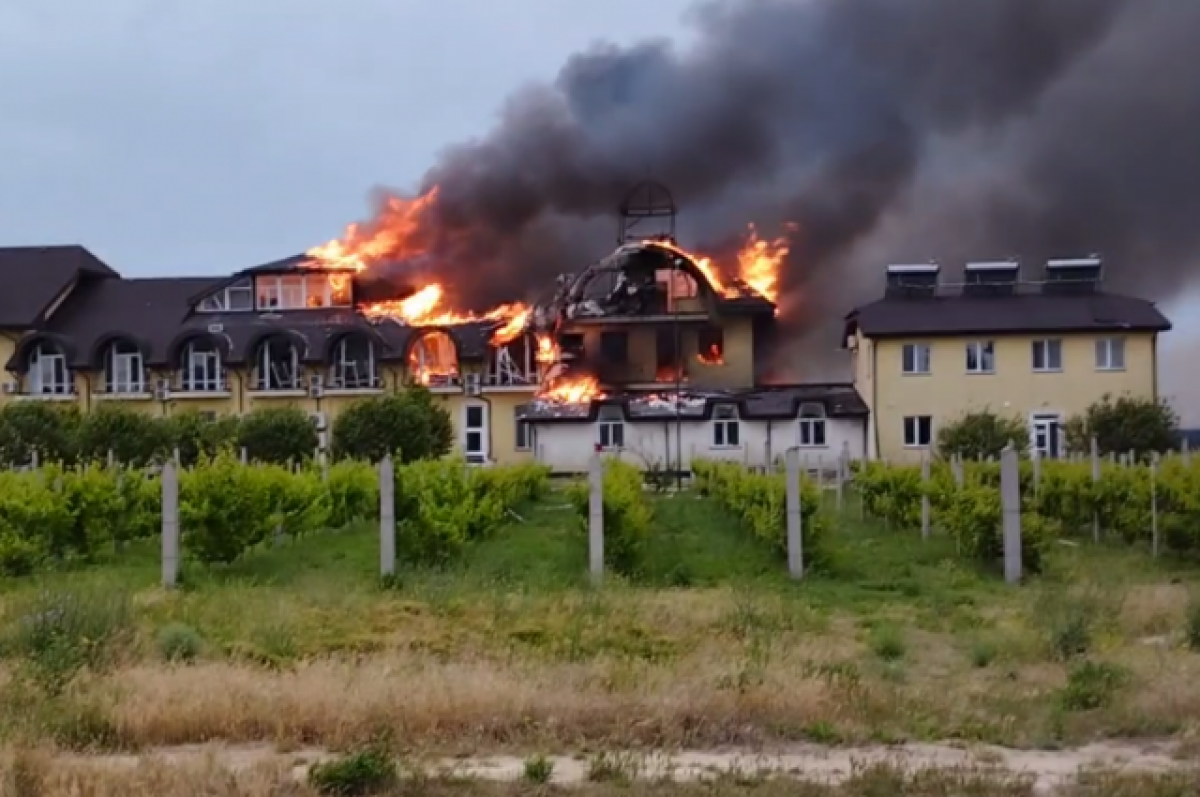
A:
904;415;932;447
597;406;624;449
463;403;488;463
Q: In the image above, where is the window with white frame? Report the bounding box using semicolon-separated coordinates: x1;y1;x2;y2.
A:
181;338;224;392
712;404;740;447
904;415;933;447
597;405;625;449
197;278;253;312
28;342;71;395
330;335;378;389
1095;337;1126;371
254;274;351;310
798;402;827;447
253;337;300;390
902;342;931;375
463;404;488;462
1032;338;1063;372
514;409;532;451
965;340;996;374
104;340;145;393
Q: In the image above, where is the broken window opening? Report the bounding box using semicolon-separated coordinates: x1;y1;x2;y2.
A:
655;327;685;383
254;337;301;391
600;330;629;364
409;330;459;387
697;325;725;365
331;335;379;389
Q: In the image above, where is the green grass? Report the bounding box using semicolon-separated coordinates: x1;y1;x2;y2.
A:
2;486;1199;752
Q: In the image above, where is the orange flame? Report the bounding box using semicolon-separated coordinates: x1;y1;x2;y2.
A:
697;344;724;365
736;224;788;306
644;239;728;296
305;190;439;272
539;375;604;403
535;334;559;364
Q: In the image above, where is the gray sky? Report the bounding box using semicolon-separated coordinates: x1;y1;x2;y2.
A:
3;1;1195;422
0;0;693;276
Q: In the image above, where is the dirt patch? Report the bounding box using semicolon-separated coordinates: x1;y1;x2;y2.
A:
53;739;1187;793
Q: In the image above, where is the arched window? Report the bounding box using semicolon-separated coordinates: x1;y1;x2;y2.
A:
180;337;224;392
798;402;827;448
28;341;71;395
330;335;378;389
104;339;144;394
254;336;300;391
408;331;459;387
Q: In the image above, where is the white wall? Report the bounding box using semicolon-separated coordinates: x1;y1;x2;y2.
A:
530;416;866;473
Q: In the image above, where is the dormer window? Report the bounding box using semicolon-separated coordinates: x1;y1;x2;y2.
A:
197;279;253;312
255;273;352;311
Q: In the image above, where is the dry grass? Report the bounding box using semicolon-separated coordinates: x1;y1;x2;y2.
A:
1;494;1199;756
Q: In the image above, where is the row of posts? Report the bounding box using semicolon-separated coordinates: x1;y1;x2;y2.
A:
159;436;1178;589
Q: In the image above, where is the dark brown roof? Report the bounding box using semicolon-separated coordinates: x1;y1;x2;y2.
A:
518;384;867;423
846;291;1172;339
0;246;120;329
4;269;507;373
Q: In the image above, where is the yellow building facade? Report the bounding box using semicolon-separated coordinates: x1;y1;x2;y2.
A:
845;259;1171;463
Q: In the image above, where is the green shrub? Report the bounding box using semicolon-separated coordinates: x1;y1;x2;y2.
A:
162;411;240;466
77;404;167;466
523;754;554;784
2;587;133;695
0;401;81;466
156;622;203;663
237;407;318;464
327;460;380;528
1059;660;1129;711
308;746;397;796
692;459;830;573
331;389;454;463
937;410;1027;461
179;452;277;563
869;625;907;661
566;459;652;578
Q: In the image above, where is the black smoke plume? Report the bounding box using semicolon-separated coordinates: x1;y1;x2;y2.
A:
352;0;1200;377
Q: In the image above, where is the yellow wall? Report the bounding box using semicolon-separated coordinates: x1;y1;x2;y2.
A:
863;331;1158;462
690;316;754;388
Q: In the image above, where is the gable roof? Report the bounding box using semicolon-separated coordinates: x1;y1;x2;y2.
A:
846;291;1172;339
0;246;120;329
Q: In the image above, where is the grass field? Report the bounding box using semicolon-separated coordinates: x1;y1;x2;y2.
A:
2;487;1200;794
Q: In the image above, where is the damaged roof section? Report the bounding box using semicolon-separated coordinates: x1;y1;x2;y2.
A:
539;241;775;324
518;384;867;423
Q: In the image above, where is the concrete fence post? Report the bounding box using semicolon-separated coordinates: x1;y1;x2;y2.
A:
161;460;180;589
785;448;804;580
920;454;931;540
1090;437;1102;542
1000;444;1022;584
240;447;248;465
1150;453;1160;559
588;454;605;584
379;456;396;578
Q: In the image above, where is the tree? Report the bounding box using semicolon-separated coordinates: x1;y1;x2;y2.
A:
937;410;1028;461
0;402;81;466
162;411;241;466
237;407;317;464
1064;394;1180;457
331;389;454;463
77;404;168;466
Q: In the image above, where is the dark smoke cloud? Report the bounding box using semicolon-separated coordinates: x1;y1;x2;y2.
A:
358;0;1200;377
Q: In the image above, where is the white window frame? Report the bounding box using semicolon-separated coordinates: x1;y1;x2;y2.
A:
798;402;827;448
1032;338;1063;372
254;338;300;391
901;342;932;375
330;336;378;389
712;404;740;448
514;410;532;452
198;278;253;312
256;277;282;310
1095;337;1126;371
965;340;996;374
181;340;224;392
104;341;145;394
597;406;625;450
29;343;72;395
1029;411;1064;459
463;403;489;462
904;415;933;448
